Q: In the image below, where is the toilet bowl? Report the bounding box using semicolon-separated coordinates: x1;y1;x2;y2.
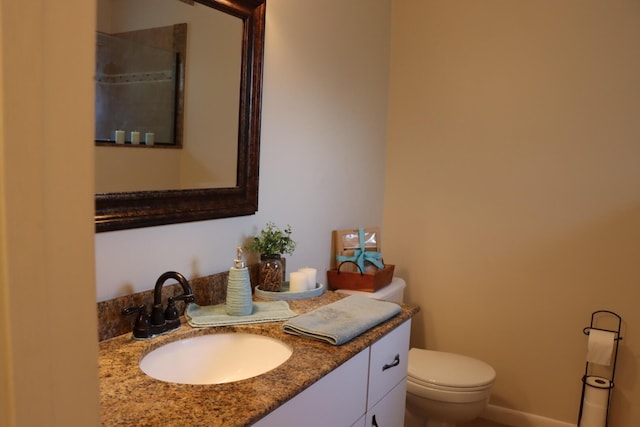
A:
406;348;495;427
337;278;496;427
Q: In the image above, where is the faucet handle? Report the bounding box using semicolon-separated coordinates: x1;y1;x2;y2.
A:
122;305;145;316
122;305;151;339
174;293;196;303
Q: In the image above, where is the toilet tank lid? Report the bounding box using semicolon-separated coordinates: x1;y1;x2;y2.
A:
335;277;405;303
408;349;496;388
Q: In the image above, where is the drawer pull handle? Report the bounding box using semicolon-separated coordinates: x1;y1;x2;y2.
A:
372;414;379;427
382;354;400;371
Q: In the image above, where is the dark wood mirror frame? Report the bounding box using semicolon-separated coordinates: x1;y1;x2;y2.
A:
95;0;265;233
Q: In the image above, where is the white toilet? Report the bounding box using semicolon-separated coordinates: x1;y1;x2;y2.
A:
405;348;495;427
337;278;496;427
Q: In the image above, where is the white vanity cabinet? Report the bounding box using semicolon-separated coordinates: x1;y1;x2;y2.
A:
366;380;407;427
253;348;369;426
254;319;411;427
365;319;411;427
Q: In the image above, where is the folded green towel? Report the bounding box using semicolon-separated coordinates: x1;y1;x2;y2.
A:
186;301;296;327
282;294;401;345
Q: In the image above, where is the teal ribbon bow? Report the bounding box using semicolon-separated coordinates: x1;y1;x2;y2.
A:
336;227;384;272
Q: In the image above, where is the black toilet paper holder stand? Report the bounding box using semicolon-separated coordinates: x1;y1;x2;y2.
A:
577;310;622;427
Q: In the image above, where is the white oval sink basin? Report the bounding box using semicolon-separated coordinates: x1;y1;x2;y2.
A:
139;333;292;385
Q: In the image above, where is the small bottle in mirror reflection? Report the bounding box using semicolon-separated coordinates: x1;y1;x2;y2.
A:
115;130;125;144
145;132;155;145
131;131;140;145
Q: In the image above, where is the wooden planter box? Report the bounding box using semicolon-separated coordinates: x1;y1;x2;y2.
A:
327;263;395;292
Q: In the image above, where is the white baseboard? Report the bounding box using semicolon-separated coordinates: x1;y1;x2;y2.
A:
482;404;576;427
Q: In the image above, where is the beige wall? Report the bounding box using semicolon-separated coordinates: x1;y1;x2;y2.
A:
385;0;640;424
1;1;100;427
0;4;10;425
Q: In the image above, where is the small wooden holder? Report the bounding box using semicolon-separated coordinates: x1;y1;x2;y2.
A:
327;262;395;292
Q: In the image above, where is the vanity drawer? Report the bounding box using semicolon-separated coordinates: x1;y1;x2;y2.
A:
367;319;411;409
365;379;407;427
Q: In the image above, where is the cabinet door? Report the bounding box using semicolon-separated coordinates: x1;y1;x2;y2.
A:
368;320;411;409
365;380;407;427
254;348;369;427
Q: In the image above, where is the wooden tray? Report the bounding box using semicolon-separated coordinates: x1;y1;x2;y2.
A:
327;263;395;292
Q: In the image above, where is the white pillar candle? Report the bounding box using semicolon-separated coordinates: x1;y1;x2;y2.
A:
289;271;307;293
145;132;155;145
115;130;125;144
130;131;140;144
299;267;317;290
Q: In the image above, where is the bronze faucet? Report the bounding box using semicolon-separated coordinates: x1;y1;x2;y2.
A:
122;271;196;339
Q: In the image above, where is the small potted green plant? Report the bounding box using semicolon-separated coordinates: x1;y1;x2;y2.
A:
248;222;296;291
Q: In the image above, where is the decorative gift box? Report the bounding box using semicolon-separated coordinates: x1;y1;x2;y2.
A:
331;227;382;273
327;227;394;292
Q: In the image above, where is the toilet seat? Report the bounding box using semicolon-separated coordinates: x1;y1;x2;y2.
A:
407;348;495;403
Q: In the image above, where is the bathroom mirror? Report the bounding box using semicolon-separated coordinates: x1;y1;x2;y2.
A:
94;23;187;148
95;0;265;232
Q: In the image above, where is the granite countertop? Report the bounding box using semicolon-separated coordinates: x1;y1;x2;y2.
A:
99;291;419;427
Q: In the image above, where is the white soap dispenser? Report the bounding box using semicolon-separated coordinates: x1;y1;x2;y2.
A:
226;247;253;316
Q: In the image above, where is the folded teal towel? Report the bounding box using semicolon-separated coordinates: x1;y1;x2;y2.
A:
282;295;401;345
186;301;296;327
